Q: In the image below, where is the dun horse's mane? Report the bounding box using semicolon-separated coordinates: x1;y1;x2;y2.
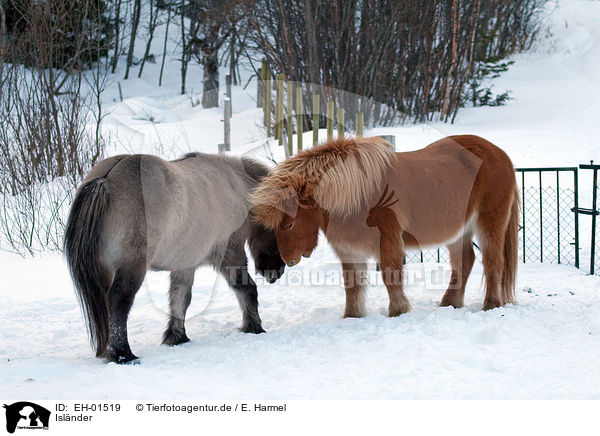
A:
250;136;394;228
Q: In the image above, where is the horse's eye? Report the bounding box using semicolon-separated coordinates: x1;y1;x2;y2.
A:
282;221;294;230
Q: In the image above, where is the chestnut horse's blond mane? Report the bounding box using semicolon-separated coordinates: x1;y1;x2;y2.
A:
250;136;394;228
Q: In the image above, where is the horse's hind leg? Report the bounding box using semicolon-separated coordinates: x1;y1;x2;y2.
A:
218;244;265;334
162;268;195;346
104;263;145;364
477;213;507;310
440;232;475;308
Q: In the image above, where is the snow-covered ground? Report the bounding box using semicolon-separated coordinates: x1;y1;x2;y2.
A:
1;0;599;399
1;251;599;399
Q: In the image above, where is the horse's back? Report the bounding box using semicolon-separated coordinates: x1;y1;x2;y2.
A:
151;154;252;268
93;153;254;273
425;135;515;180
388;135;516;246
400;134;516;197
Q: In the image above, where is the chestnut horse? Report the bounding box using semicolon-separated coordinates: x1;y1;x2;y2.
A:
250;135;519;317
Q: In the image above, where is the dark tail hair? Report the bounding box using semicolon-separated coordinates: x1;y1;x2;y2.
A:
502;187;520;305
241;157;269;181
64;178;110;356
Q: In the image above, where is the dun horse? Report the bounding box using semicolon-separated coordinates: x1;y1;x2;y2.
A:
64;153;285;364
250;135;519;317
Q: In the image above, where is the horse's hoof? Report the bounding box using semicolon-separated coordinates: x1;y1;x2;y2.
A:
104;347;139;364
240;323;266;334
440;298;464;308
483;302;502;311
106;354;139;365
342;312;364;319
162;329;191;346
388;301;411;317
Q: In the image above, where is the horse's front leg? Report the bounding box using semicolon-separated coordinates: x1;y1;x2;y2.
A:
379;252;411;317
218;241;265;334
222;264;265;334
340;261;369;318
162;268;195;346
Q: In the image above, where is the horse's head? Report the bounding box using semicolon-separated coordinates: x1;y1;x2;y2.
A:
250;180;327;268
273;194;326;267
248;223;286;283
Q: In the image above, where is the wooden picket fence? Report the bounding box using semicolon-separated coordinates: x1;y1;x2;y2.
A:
259;61;365;157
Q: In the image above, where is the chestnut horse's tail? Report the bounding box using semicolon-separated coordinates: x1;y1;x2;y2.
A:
502;188;520;304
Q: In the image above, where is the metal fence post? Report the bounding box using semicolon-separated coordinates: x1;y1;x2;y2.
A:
579;161;600;274
257;67;263;108
521;171;526;262
556;171;561;263
225;74;232;112
223;98;231;152
312;94;319;147
574;169;580;269
296;86;303;152
592;165;598;274
264;63;271;136
539;170;543;262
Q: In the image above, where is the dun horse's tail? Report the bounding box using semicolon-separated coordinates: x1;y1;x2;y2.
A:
64;177;110;356
502;187;520;305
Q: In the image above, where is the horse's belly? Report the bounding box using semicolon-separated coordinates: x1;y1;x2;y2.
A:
403;213;476;249
148;233;221;271
147;203;246;271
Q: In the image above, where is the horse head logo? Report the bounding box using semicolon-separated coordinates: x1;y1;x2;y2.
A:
3;402;50;433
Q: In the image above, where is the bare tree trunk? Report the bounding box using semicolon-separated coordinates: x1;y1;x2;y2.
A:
180;8;188;94
111;0;122;73
159;1;172;87
0;3;5;88
304;0;319;85
124;0;141;80
420;0;437;122
138;0;159;78
229;30;237;85
441;0;459;120
451;0;481;122
201;47;219;107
